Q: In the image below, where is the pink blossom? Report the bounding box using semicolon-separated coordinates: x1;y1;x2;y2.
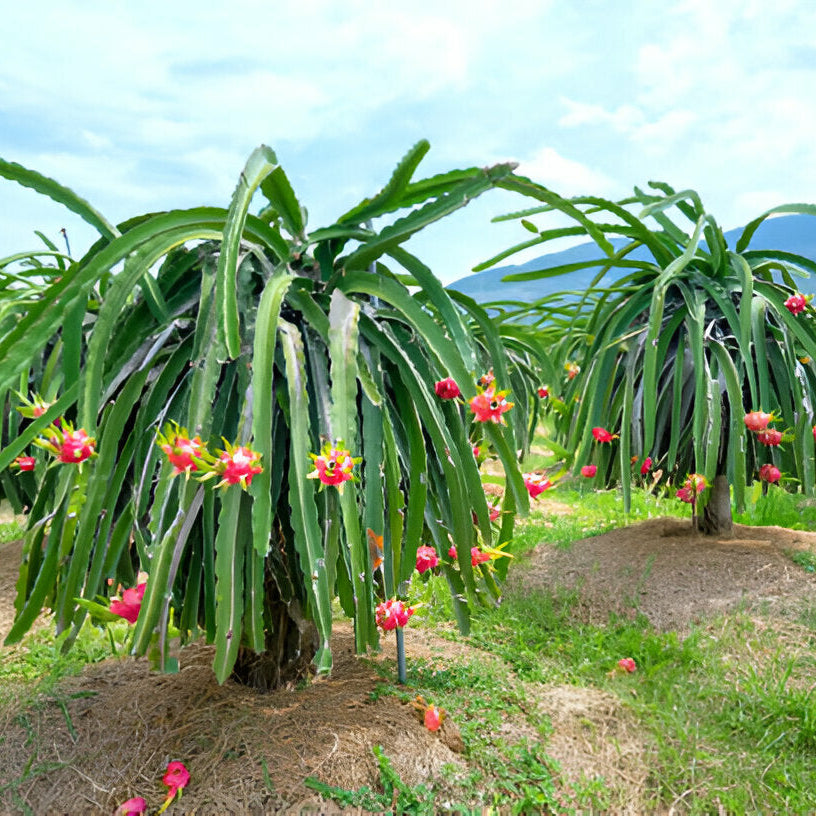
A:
470;547;491;566
617;657;637;673
158;425;204;475
308;442;356;490
640;457;652;476
13;455;35;472
784;293;807;315
581;464;597;478
469;385;513;424
676;486;693;503
218;445;263;488
375;599;415;631
434;378;461;399
110;583;147;624
523;472;552;498
415;545;439;574
57;428;95;464
592;427;617;443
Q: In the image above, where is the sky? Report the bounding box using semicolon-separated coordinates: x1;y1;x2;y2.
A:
2;0;816;284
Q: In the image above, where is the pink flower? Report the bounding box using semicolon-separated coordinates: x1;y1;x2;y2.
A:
110;583;147;624
158;424;205;475
676;486;693;503
537;386;549;398
581;464;597;478
744;410;773;432
592;427;618;443
375;599;415;631
759;463;781;484
472;445;481;458
13;455;35;472
159;760;190;811
218;445;263;488
756;428;782;446
685;473;707;494
114;797;147;816
784;293;807;315
415;545;439;574
617;657;637;673
308;442;357;490
470;547;491;566
565;362;580;380
424;704;443;732
448;545;458;559
487;500;501;522
434;378;461;399
469;385;513;424
640;457;652;476
57;428;95;464
523;472;552;498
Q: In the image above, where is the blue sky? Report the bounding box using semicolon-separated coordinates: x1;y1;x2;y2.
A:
2;0;816;283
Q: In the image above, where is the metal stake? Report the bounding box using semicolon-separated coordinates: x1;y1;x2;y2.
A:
396;627;407;684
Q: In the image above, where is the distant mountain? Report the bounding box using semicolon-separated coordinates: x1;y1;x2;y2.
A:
448;214;816;304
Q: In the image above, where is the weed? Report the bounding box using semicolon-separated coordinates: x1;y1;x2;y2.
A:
305;745;437;814
787;549;816;573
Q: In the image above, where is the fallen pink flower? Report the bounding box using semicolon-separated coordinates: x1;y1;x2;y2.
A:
114;797;147;816
424;704;443;732
157;760;190;814
617;657;637;673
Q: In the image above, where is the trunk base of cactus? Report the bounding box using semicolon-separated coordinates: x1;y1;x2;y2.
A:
700;474;733;537
231;598;318;691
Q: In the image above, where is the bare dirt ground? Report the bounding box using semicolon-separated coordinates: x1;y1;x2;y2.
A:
1;513;815;815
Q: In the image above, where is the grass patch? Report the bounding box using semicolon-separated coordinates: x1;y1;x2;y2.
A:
0;518;25;545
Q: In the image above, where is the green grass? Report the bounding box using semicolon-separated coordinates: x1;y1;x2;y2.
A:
0;518;25;544
734;481;816;530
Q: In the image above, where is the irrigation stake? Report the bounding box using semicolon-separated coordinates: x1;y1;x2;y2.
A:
396;627;407;684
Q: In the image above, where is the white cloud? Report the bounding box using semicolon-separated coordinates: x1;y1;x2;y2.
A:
517;147;619;198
